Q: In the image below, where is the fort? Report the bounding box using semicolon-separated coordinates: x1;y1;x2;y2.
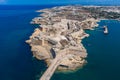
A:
26;5;120;80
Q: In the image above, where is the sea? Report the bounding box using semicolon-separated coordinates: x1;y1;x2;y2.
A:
0;4;120;80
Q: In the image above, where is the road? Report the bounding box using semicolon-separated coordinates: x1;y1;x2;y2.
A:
40;48;86;80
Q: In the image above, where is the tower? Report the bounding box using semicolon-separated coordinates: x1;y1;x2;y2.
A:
72;7;76;15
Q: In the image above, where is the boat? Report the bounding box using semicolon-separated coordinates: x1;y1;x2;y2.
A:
103;26;108;34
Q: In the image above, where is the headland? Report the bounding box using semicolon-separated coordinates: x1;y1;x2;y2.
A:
26;5;120;80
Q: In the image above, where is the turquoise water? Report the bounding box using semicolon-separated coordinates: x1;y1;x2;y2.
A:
51;20;120;80
1;5;120;80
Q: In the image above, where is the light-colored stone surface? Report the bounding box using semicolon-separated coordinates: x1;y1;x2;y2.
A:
26;5;99;80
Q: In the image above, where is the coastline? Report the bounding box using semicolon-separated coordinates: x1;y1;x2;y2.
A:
26;5;99;72
26;5;120;80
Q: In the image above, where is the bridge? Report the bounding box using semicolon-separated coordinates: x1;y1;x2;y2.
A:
40;48;86;80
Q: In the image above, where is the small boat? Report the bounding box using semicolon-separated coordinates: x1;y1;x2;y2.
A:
103;26;108;34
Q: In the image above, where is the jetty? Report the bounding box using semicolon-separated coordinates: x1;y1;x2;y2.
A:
103;26;108;34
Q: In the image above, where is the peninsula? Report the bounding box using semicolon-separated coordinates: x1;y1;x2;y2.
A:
26;5;120;80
